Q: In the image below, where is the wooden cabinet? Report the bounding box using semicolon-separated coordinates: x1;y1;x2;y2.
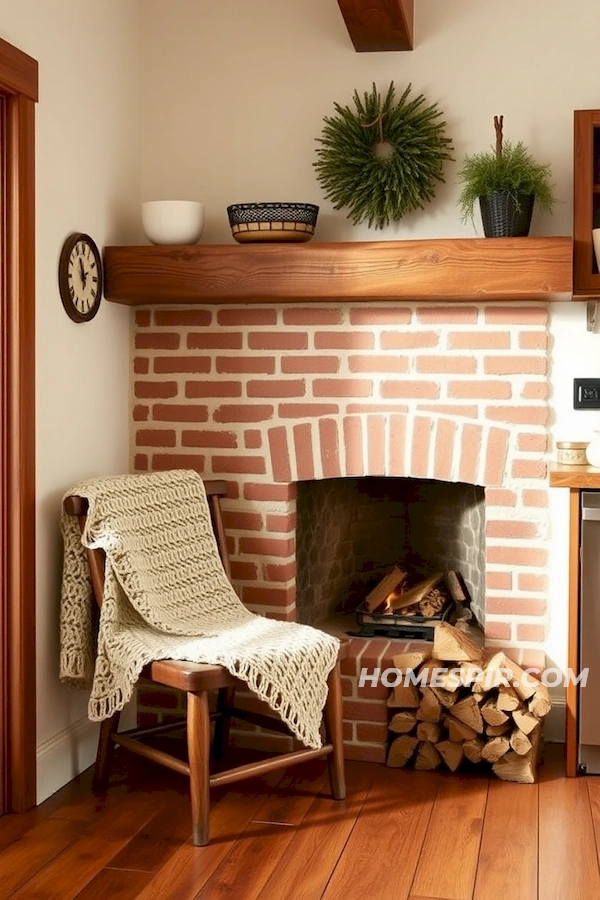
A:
573;109;600;297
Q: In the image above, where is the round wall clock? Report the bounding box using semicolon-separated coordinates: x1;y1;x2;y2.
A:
58;233;103;323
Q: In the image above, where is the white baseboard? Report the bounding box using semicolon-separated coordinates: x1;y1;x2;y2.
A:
36;716;99;804
36;698;137;805
544;686;566;743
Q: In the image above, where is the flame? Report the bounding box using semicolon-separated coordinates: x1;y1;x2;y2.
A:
383;589;403;613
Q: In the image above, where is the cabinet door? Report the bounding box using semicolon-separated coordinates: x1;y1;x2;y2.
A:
573;109;600;297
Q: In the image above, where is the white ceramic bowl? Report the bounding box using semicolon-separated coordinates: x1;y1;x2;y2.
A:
142;200;204;245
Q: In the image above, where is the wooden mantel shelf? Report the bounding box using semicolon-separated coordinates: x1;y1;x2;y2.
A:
103;236;573;306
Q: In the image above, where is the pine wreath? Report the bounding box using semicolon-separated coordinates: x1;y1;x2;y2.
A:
314;82;453;230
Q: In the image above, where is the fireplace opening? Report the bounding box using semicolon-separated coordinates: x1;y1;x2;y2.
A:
295;476;486;633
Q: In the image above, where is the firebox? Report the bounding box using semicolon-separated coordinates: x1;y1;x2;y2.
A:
295;476;486;635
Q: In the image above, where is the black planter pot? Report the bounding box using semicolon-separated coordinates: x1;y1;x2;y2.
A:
479;191;535;238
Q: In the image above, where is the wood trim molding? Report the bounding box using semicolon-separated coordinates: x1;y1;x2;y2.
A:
337;0;413;51
0;36;38;101
0;39;37;813
566;489;581;777
104;237;572;306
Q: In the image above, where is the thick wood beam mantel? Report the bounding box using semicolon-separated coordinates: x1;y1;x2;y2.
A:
104;237;572;306
337;0;413;52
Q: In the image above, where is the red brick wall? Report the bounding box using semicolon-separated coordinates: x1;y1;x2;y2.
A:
131;302;550;761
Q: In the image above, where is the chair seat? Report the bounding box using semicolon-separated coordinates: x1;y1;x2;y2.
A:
147;660;236;692
148;640;349;692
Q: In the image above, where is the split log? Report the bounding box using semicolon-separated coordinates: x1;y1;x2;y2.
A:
366;565;406;612
512;708;541;736
433;622;483;664
474;652;541;701
416;687;442;723
473;651;510;692
502;657;539;702
430;685;458;709
447;570;466;603
459;662;484;689
418;658;448;685
387;682;420;709
387;734;418;768
528;681;552;718
481;736;511;763
437;740;464;772
481;698;509;727
497;685;521;712
463;738;485;764
416;721;441;743
389;710;417;734
445;715;477;743
414;741;442;771
486;722;512;737
418;658;463;693
510;728;533;756
493;729;542;783
440;667;464;692
419;587;448;617
387;572;443;614
392;650;431;674
452;695;484;734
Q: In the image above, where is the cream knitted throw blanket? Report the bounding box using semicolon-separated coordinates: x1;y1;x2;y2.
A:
59;470;339;750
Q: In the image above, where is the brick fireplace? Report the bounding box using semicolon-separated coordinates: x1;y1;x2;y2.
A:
131;301;549;762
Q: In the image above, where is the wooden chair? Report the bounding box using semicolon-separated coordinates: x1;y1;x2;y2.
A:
63;479;346;846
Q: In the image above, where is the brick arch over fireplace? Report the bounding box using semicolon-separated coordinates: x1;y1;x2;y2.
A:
267;413;511;488
262;410;547;651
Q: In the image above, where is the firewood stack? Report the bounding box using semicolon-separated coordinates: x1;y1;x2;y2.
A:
387;622;550;783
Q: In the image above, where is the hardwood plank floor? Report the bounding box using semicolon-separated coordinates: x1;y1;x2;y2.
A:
322;766;440;900
410;773;488;900
472;779;538;900
0;743;598;899
258;763;374;900
539;747;600;900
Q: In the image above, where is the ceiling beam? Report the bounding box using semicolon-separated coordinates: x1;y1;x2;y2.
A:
337;0;413;52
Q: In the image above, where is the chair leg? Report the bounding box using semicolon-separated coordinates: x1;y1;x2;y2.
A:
187;690;211;846
92;711;121;791
212;686;235;760
325;661;346;800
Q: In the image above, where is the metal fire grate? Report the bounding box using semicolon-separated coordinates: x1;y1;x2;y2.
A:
354;597;455;641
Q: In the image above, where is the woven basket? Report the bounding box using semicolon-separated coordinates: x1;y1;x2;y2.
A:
227;202;319;243
479;191;534;238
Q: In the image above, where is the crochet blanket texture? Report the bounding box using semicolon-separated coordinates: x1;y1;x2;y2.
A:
59;469;339;749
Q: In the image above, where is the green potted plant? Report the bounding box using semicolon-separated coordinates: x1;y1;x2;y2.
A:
457;115;556;237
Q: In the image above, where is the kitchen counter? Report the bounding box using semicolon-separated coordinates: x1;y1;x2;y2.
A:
549;465;600;489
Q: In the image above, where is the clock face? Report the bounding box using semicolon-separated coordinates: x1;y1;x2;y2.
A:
59;233;103;323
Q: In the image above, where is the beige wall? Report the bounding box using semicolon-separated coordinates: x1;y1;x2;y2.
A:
138;0;600;714
0;0;142;801
139;0;600;242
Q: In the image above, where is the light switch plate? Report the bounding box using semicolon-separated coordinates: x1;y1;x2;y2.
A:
574;378;600;409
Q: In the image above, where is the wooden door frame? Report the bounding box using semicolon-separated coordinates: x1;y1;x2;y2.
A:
0;36;37;813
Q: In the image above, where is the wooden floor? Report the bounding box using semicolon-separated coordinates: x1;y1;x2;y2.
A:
0;743;598;899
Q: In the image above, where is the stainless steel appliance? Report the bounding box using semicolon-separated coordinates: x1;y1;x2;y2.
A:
579;491;600;772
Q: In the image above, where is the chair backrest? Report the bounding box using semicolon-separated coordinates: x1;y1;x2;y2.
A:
63;478;231;610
